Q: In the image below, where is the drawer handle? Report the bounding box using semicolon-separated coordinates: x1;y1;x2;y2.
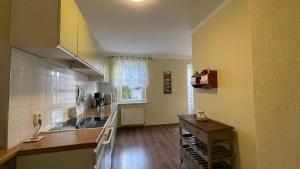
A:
103;127;114;145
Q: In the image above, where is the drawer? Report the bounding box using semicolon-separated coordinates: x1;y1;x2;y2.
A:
190;125;207;144
179;119;191;132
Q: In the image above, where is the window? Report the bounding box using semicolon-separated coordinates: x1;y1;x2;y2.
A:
112;56;149;103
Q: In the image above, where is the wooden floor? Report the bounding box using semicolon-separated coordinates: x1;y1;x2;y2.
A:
112;124;182;169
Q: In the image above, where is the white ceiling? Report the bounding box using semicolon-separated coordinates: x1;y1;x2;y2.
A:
76;0;224;59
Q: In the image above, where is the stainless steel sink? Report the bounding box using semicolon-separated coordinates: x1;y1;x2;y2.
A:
49;116;109;131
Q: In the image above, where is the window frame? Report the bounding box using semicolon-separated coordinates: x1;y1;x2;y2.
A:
118;84;147;104
116;64;148;104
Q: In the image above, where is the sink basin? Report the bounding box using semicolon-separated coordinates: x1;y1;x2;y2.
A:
49;116;109;131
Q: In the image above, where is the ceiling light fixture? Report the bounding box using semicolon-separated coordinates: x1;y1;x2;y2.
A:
131;0;143;2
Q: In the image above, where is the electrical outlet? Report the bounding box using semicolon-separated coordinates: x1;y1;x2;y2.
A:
33;113;41;126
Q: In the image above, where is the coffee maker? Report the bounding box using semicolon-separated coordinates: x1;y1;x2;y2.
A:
94;92;104;107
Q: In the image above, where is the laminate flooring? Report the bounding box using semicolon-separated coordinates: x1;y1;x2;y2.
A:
111;125;181;169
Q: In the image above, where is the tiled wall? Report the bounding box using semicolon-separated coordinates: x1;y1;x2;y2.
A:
99;82;117;97
7;48;98;148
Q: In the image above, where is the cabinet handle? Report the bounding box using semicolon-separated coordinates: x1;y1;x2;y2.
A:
103;127;114;145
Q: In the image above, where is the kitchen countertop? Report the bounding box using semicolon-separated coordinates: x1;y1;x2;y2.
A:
0;103;118;165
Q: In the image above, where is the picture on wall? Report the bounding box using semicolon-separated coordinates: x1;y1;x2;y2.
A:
163;71;172;94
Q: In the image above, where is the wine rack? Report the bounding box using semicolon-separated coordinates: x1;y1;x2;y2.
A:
178;114;234;169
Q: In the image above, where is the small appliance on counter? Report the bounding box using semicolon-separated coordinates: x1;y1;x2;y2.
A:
104;94;113;105
94;92;105;107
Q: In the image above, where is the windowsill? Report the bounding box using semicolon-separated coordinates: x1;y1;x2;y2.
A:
118;101;148;105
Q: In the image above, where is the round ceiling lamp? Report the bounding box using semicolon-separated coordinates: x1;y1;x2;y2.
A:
131;0;144;2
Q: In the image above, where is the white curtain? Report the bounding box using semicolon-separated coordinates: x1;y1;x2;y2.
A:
112;56;149;89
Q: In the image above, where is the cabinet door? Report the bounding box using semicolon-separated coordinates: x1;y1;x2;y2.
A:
78;11;103;73
111;110;118;151
59;0;79;55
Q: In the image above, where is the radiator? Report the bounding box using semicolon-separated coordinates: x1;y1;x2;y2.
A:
121;108;144;126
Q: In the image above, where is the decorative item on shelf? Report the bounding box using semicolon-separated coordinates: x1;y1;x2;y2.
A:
196;109;209;122
191;69;218;89
163;71;172;94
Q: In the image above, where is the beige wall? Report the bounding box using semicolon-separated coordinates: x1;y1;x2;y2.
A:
192;0;257;169
250;0;300;168
7;48;99;148
108;58;190;125
0;0;11;148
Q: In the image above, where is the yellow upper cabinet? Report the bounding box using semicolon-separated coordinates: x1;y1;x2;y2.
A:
10;0;79;56
59;0;79;55
78;11;103;74
10;0;108;80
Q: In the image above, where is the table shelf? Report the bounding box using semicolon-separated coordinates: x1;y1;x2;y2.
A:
178;114;234;169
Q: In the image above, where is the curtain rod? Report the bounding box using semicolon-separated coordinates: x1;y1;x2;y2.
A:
109;56;152;60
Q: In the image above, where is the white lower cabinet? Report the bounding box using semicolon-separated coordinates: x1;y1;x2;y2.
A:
17;148;95;169
97;109;118;169
17;136;109;169
17;109;118;169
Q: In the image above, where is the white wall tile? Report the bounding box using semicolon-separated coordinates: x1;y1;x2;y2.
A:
8;107;30;124
19;117;32;141
7;48;99;147
7;121;20;148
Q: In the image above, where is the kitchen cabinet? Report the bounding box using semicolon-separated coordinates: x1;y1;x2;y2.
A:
78;11;103;74
10;0;79;57
17;148;96;169
16;128;114;169
96;107;118;169
111;108;118;151
15;104;118;169
10;0;107;80
77;11;111;81
59;0;79;55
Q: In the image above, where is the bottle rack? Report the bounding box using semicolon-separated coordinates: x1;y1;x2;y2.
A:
178;115;234;169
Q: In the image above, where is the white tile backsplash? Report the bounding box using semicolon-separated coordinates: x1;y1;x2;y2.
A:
6;48;99;148
7;121;20;148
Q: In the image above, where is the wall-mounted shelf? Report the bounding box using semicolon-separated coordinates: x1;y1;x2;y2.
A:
192;70;218;89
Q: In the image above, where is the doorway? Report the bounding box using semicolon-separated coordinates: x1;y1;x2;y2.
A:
187;63;194;114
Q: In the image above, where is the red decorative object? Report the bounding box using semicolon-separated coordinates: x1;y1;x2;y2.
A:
191;69;218;89
163;71;172;94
